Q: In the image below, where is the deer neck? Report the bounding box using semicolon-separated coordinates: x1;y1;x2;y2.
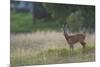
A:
63;24;69;40
64;31;69;42
64;31;69;38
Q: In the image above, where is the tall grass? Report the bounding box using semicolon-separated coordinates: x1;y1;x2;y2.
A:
10;31;95;66
11;46;95;66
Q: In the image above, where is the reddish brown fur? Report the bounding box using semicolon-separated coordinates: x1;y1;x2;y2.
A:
63;25;86;49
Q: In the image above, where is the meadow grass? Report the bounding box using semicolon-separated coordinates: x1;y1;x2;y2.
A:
10;31;95;66
11;46;95;66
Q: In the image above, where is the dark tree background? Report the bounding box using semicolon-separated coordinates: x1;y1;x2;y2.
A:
43;3;95;32
11;1;95;33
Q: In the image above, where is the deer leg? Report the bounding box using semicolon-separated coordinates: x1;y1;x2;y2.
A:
80;42;86;53
69;44;74;56
80;42;86;49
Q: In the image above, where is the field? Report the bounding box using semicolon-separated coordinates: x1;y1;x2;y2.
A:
10;31;95;66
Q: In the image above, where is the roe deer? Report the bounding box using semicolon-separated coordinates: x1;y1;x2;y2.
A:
63;24;86;52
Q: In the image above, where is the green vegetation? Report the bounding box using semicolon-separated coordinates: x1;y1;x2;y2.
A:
43;3;95;32
11;12;33;32
11;12;63;33
11;45;95;66
11;3;95;33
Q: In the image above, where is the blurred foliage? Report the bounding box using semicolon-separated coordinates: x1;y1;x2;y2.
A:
67;10;84;32
43;3;95;32
11;1;95;33
11;11;33;32
11;11;62;33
